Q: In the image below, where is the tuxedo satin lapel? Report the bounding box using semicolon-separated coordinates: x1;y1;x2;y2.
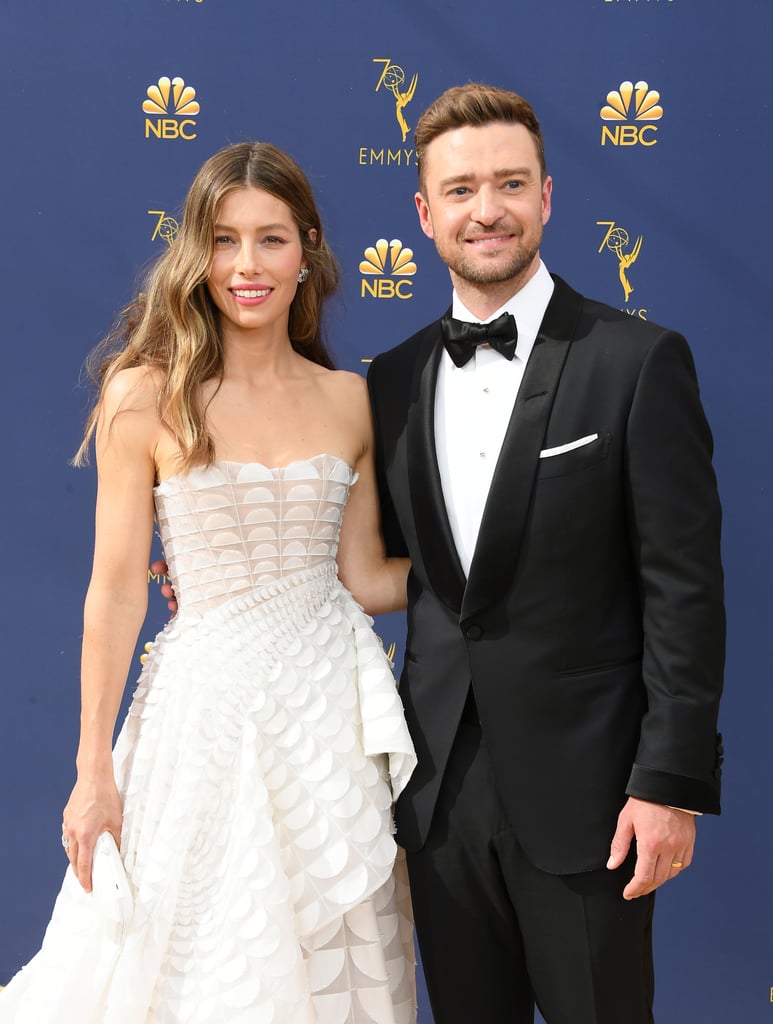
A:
407;320;467;614
461;278;584;622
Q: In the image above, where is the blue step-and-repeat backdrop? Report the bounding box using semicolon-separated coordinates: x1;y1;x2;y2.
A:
1;2;771;1021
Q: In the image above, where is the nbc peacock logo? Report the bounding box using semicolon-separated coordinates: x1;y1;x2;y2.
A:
359;238;416;300
600;80;662;147
143;76;200;141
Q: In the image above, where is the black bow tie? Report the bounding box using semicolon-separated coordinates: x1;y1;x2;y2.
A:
440;311;518;368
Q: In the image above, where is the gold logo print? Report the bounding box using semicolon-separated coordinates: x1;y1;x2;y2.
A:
360;238;416;276
142;76;200;116
143;76;200;140
600;81;662;122
148;210;180;246
373;59;418;142
600;81;662;147
597;221;643;304
360;239;416;301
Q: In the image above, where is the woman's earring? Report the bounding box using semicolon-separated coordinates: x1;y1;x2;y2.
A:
297;267;310;284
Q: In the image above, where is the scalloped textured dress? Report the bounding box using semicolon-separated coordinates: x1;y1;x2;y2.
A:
0;454;417;1024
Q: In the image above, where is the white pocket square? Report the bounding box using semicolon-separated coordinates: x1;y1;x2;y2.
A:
539;433;599;459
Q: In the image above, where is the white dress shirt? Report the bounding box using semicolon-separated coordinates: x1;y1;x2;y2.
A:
434;261;554;576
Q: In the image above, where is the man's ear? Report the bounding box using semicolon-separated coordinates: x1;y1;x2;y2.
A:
541;176;553;227
415;191;434;240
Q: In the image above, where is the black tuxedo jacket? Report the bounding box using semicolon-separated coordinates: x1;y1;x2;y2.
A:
367;276;724;874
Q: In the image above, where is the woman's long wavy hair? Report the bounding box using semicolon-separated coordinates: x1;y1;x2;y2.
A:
74;141;340;470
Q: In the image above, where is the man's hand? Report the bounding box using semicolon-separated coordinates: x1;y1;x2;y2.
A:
607;796;696;900
150;559;178;613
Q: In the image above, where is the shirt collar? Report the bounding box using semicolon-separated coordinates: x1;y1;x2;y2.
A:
450;261;555;363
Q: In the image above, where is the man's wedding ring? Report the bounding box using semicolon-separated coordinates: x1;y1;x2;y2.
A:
61;834;71;849
670;861;683;868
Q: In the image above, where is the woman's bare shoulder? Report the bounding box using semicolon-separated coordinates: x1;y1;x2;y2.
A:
101;365;164;417
319;367;369;400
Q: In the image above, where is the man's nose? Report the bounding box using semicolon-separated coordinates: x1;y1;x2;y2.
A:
471;186;505;226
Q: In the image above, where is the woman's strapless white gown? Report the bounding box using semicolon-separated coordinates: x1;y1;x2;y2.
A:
0;454;417;1023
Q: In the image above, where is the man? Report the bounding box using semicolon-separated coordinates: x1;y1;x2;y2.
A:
366;83;724;1023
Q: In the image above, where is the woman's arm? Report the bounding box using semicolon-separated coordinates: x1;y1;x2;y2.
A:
62;368;160;891
335;376;410;616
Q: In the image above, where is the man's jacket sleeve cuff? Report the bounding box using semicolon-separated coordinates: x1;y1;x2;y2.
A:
626;763;721;816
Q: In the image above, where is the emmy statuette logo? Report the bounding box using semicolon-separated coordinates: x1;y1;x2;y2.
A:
600;81;662;146
597;221;647;318
360;239;416;300
373;59;418;143
143;76;200;140
148;210;180;246
358;59;419;167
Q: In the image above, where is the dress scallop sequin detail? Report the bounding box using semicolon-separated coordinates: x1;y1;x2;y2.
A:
0;454;417;1023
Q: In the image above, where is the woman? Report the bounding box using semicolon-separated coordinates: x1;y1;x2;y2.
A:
0;142;416;1023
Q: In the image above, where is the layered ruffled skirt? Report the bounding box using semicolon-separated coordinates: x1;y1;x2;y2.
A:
1;563;416;1023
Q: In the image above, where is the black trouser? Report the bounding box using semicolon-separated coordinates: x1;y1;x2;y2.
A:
406;717;655;1024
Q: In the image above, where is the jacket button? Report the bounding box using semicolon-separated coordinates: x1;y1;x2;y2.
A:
465;623;483;641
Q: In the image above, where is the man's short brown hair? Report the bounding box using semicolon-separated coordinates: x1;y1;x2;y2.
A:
415;83;547;193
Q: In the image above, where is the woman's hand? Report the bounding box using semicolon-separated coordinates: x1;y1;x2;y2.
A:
62;769;123;893
150;559;178;614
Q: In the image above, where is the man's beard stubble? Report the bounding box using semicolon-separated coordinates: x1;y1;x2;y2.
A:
440;224;542;288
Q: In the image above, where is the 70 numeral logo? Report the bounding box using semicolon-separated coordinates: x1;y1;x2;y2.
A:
147;210;179;246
